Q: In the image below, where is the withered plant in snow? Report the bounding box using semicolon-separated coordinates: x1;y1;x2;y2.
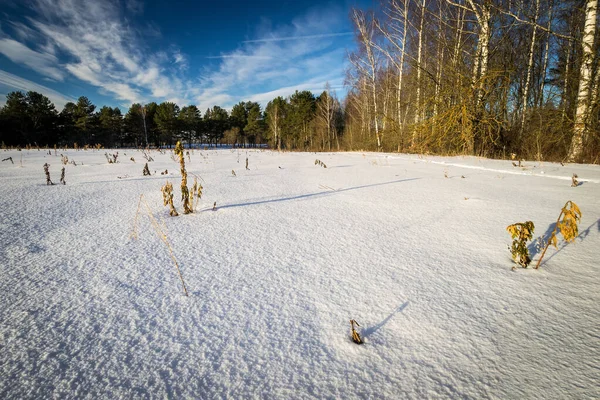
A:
350;319;363;344
506;221;535;269
43;163;54;185
161;181;179;216
175;141;192;214
535;201;582;269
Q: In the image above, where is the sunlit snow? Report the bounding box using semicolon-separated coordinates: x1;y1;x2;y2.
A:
1;148;598;398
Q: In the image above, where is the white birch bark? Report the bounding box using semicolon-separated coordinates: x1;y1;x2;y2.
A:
519;0;540;142
568;0;597;161
538;1;553;107
352;9;382;148
414;0;426;126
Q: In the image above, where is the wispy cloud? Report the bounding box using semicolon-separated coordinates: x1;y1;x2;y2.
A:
205;55;273;60
193;3;351;110
246;78;344;105
1;0;352;111
172;49;188;70
0;69;74;109
242;32;352;43
0;38;65;80
125;0;144;14
16;0;188;105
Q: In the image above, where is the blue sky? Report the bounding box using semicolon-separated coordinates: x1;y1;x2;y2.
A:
0;0;373;112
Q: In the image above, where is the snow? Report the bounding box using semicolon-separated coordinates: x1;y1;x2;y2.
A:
1;148;598;399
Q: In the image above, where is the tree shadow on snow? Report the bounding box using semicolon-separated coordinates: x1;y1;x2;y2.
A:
362;301;410;339
216;178;420;210
530;218;600;267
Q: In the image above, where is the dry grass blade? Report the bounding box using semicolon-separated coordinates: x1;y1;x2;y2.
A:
131;194;189;296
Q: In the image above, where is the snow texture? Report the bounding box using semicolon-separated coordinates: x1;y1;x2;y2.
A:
1;148;599;399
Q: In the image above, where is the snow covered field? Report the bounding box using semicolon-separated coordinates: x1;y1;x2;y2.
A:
0;148;598;399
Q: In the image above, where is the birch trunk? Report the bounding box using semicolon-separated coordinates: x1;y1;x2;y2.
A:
452;6;465;108
519;0;540;144
473;1;491;111
538;1;553;107
568;0;598;161
352;10;381;148
413;0;426;126
433;3;444;118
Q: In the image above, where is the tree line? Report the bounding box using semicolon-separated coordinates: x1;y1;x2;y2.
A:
346;0;600;162
1;0;598;162
0;87;342;150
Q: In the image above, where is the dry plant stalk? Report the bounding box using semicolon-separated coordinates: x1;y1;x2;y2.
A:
43;163;54;185
245;157;249;170
175;141;192;214
231;169;236;177
350;319;363;344
162;181;179;216
60;167;66;185
143;150;154;162
131;194;189;296
315;159;327;168
506;221;535;268
190;177;203;211
2;157;13;164
143;163;150;176
535;201;582;269
212;201;217;211
571;174;578;187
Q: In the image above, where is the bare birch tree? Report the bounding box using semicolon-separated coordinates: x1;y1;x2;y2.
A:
568;0;598;161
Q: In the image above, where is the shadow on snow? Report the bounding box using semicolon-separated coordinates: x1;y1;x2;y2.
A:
214;178;421;210
363;301;410;339
529;218;600;267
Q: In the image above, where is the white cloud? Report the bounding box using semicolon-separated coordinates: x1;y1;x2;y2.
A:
173;50;186;65
0;38;65;80
65;63;102;86
246;77;344;105
125;0;144;14
1;0;352;111
0;69;74;109
193;9;350;110
22;0;185;106
242;32;352;43
205;55;273;60
103;82;142;104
